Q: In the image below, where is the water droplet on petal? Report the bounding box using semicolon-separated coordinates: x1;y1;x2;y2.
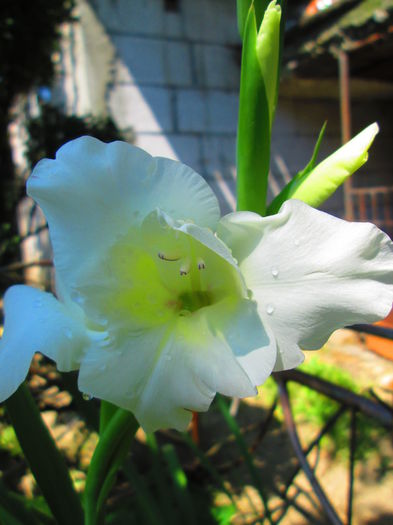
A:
82;393;93;401
271;267;279;278
34;298;43;308
247;289;254;300
64;328;73;340
266;304;275;315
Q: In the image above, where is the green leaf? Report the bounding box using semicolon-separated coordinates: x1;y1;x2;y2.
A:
0;504;24;525
162;444;197;525
146;434;179;524
99;400;118;434
210;503;237;525
84;408;138;525
236;0;270;39
0;481;53;525
267;122;379;214
181;433;236;506
296;121;327;178
256;1;282;126
236;3;271;215
5;384;83;525
123;460;163;525
216;396;273;524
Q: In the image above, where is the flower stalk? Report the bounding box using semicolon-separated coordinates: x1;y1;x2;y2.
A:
84;407;138;525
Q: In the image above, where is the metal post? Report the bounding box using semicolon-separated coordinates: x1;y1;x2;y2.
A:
338;49;354;221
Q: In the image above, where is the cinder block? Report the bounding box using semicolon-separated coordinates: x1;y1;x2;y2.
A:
165;41;192;87
112;36;165;85
207;91;238;133
176;90;207;132
205;174;237;214
135;133;202;173
96;0;163;35
108;84;173;132
167;134;203;173
182;0;239;44
202;136;236;180
135;134;179;158
194;44;239;89
113;36;192;87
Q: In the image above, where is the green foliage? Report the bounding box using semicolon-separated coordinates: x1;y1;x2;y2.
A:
236;3;271;215
268;122;379;214
290;359;386;459
0;424;22;457
25;104;125;168
210;504;237;525
105;434;235;525
0;0;75;108
258;358;388;459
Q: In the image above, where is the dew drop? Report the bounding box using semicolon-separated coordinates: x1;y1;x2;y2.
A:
64;328;73;340
247;289;254;300
266;304;275;315
271;267;279;278
82;393;93;401
34;298;43;308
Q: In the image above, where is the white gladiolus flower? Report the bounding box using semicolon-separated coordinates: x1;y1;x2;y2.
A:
0;137;392;432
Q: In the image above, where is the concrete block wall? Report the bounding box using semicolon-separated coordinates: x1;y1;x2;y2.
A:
57;0;391;219
72;0;241;213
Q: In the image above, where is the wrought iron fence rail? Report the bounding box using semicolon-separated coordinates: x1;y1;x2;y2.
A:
270;324;393;525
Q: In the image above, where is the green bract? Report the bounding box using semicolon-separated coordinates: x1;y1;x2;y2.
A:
237;1;282;215
0;138;392;432
268;123;379;214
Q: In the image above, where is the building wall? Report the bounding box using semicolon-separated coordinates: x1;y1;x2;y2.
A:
54;0;393;220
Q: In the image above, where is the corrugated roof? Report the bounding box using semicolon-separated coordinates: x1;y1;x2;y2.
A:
284;0;393;80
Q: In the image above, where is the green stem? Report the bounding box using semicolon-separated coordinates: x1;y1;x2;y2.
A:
84;408;139;525
99;400;118;434
5;384;83;525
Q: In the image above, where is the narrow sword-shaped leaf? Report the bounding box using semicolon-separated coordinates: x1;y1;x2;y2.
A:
5;384;83;525
267;122;379;214
236;4;271;215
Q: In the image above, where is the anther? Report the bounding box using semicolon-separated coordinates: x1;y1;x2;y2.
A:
158;252;180;262
197;258;206;270
180;259;191;276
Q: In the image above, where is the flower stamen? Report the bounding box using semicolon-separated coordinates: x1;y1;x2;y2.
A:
158;252;180;262
197;258;206;270
180;259;191;276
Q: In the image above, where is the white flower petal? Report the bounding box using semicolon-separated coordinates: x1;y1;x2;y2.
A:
218;200;393;369
209;298;276;386
27;137;220;295
0;286;88;401
78;297;270;432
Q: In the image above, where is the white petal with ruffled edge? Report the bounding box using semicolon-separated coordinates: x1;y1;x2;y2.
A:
78;297;272;432
0;285;89;401
218;200;393;371
27;137;220;297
